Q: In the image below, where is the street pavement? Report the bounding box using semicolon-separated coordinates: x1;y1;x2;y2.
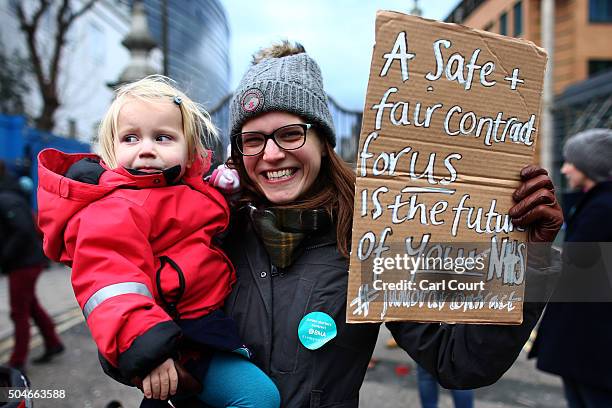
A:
1;265;566;407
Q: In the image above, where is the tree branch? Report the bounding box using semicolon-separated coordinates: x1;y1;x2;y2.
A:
49;0;70;86
14;0;49;93
13;0;99;130
50;0;98;94
66;0;97;27
24;0;51;31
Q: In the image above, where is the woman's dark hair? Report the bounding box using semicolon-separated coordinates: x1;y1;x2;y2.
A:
228;136;356;259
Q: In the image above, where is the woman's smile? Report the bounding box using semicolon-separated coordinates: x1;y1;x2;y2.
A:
262;167;298;182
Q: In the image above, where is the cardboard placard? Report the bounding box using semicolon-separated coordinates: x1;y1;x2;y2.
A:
346;11;547;324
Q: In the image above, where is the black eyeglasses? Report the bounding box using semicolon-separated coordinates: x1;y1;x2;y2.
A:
233;123;312;156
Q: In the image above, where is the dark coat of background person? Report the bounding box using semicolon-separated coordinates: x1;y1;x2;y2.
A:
0;174;46;273
224;210;548;408
529;181;612;392
1;166;62;370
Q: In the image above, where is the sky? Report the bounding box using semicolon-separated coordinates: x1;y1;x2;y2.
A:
223;0;462;111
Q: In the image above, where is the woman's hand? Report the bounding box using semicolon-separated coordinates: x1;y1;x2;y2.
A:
142;358;178;400
509;165;563;242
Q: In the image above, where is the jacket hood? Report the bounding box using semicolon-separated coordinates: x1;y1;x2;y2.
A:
37;148;213;262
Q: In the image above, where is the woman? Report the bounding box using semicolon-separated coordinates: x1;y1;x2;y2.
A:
222;42;563;407
529;129;612;408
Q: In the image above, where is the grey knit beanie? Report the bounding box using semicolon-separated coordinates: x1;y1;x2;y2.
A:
563;128;612;182
230;52;336;146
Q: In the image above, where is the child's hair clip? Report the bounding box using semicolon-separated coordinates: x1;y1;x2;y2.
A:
173;96;183;105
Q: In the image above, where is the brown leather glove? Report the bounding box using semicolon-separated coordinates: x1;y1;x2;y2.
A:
509;165;563;243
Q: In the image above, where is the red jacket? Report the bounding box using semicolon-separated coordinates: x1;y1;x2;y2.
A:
37;148;236;380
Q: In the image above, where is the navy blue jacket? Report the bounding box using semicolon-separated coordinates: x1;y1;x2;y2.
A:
530;181;612;391
224;209;552;407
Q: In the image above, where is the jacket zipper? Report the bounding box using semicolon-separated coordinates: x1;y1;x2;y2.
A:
304;242;335;251
270;264;284;277
268;261;276;372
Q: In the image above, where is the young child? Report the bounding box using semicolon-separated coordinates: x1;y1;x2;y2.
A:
37;76;280;407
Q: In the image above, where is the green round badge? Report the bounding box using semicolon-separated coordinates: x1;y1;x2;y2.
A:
298;311;337;350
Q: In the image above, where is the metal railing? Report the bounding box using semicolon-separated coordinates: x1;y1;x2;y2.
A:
553;70;612;192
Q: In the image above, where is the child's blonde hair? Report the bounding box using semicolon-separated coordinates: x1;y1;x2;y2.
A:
98;75;218;168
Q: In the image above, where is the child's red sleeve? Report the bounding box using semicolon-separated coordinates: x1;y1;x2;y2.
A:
65;197;180;382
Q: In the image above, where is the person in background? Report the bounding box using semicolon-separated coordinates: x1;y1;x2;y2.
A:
529;128;612;408
417;364;474;408
379;337;474;406
220;40;564;407
0;160;64;372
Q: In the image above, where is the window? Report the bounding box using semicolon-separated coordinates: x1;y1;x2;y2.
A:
514;2;523;36
500;12;508;35
589;60;612;76
590;0;612;22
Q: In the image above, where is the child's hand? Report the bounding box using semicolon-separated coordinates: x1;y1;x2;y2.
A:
142;358;178;400
208;164;241;195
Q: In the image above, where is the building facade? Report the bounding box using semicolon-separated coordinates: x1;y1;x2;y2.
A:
446;0;612;95
0;0;137;142
141;0;231;109
0;0;231;143
446;0;612;190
